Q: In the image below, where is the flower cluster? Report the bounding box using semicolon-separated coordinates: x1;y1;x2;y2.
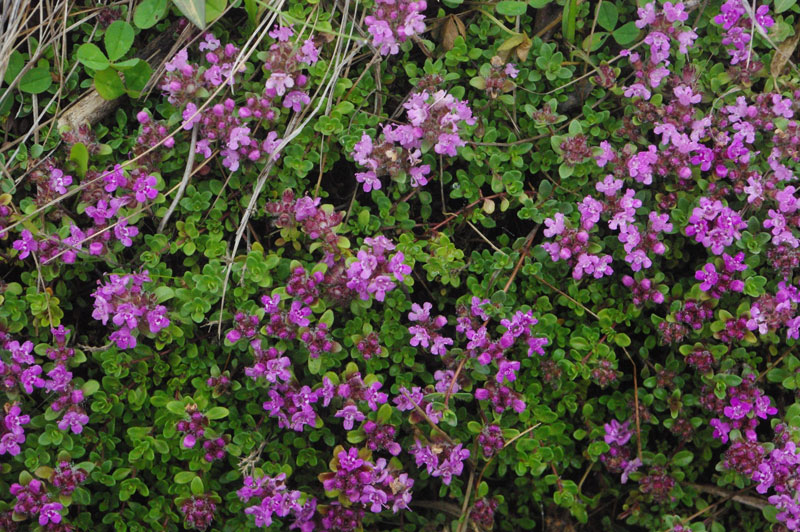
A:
624;1;696;101
225;312;260;344
478;424;504;458
346;236;411;302
599;419;641;485
707;374;777;445
685;198;747;255
482;56;519;98
453;300;548;386
266;190;345;257
410;438;471;485
0;403;30;456
352;78;474;191
161;28;322;172
695;252;747;297
9;478;65;527
1;325;87;447
363;421;401;456
180;493;217;530
714;0;774;66
747;282;800;340
407;302;453;355
91;271;170;349
176;409;209;449
9;161;159;265
622;275;664;306
320;447;414;513
239;473;314;530
364;0;426;55
51;461;88;496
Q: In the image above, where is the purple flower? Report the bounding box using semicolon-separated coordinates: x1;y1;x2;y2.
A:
110;327;137;349
49;168;73;195
114;218;139;247
265;72;295;97
360;485;388;513
335;404;366;430
288;301;311;327
58;409;89;434
132;175;159;202
621;457;642;484
283;91;311;112
269;25;294;41
434;133;464;157
12;229;38;259
495;359;520;383
147;306;170;333
603;419;632;446
710;418;731;443
38;502;63;525
504;63;519;78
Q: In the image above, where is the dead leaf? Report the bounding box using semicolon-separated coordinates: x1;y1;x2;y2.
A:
516;32;532;62
439;15;467;51
497;33;525;61
771;19;800;78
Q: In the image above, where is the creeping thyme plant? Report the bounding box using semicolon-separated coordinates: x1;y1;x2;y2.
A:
6;0;800;530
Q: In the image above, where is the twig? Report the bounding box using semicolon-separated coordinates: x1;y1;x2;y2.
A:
685;483;767;511
620;345;642;462
456;469;475;532
757;345;795;382
158;123;199;232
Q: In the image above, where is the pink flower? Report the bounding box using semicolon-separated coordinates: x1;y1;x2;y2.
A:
265;72;295;96
674;85;701;106
132;175;158;202
12;229;38;259
38;502;63;525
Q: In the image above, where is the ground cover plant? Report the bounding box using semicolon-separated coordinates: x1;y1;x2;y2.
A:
4;0;800;530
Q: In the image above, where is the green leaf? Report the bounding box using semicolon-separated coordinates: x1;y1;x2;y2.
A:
123;60;153;95
166;400;186;415
244;0;262;25
562;0;577;42
743;276;767;297
174;471;196;484
319;309;334;328
582;32;608;52
172;0;206;29
191;476;204;495
3;51;24;85
206;0;227;22
775;0;796;13
529;0;551;6
377;403;393;423
94;68;126;100
154;286;174;303
112;58;142;70
496;1;528;16
596;1;618;31
77;43;109;71
614;333;631;347
672;450;694;467
70;143;89;178
612;21;640;45
308;355;321;375
81;380;100;396
105;21;135;61
134;0;168;29
205;406;229;420
19;68;52;94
